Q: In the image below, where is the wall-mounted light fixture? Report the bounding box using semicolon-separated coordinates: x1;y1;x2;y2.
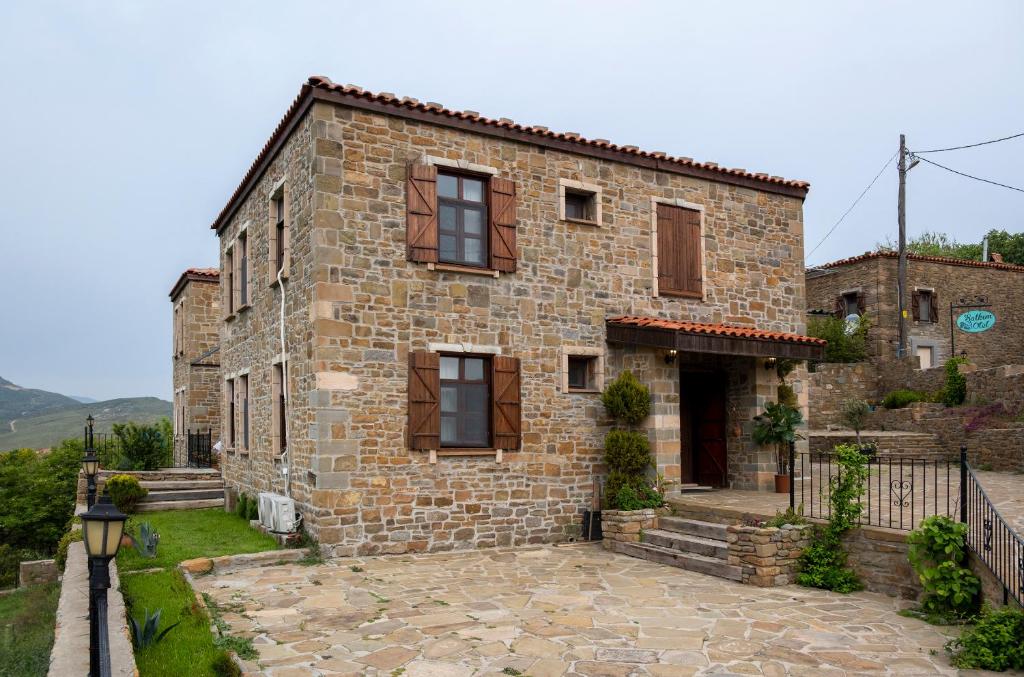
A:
764;357;778;371
664;349;677;364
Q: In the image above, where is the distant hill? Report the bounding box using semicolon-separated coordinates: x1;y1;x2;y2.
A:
0;376;81;422
70;395;98;404
0;396;172;451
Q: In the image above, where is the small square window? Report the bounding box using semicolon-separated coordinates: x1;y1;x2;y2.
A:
918;291;933;322
563;189;597;223
567;356;597;391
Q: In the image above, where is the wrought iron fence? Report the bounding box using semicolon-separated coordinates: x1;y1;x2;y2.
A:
789;446;958;531
962;453;1023;607
90;430;212;469
186;429;213;468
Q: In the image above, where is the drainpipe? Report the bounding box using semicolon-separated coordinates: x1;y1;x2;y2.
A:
278;266;290;499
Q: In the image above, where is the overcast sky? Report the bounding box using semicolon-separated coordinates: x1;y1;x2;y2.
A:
1;1;1021;401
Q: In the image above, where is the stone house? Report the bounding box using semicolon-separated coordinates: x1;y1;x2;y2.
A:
209;75;823;556
806;251;1024;370
169;268;221;461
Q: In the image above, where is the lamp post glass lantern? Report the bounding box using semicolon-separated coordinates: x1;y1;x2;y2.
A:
84;415;99;508
81;498;127;677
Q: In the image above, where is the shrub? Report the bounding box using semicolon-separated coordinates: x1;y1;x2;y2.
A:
940;356;968;407
55;529;83;571
0;543;47;588
105;474;148;513
611;482;663;511
882;389;929;409
797;444;868;592
603;430;653;476
840;398;870;446
946;607;1024;671
765;505;807;528
211;652;242;677
752;402;802;475
235;492;249;519
600;371;650;425
907;515;980;620
112;420;172;471
807;314;871;363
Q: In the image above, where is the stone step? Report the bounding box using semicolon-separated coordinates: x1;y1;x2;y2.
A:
138;480;223;490
676;484;715;494
609;540;742;581
642;529;729;559
136;498;225;512
141;489;224;502
658;516;729;541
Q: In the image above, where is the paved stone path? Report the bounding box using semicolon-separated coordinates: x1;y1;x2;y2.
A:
194;544;969;676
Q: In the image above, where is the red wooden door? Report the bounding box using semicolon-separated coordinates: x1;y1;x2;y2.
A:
682;372;728;488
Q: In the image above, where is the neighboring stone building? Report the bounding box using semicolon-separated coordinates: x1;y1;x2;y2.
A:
210;75;822;556
806;251;1024;370
169;268;221;462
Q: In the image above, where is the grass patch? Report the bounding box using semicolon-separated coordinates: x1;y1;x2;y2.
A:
120;569;231;677
118;509;279;572
0;582;60;677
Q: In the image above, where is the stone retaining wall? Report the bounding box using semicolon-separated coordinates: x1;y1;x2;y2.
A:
808;431;949;458
600;509;657;548
726;523;814;586
18;559;57;587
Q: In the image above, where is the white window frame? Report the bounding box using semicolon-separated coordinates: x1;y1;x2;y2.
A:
558;178;603;226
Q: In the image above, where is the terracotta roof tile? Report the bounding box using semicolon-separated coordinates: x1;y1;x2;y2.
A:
211;76;810;233
169;267;219;300
814;250;1024;273
607;315;826;346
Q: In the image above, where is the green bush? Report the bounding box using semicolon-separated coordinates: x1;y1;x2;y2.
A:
797;444;868;592
235;493;258;521
0;544;47;589
776;383;797;407
112;420;172;471
600;371;650;425
752;402;803;475
603;430;652;476
946;607;1024;671
807;314;871;363
55;529;83;571
907;515;980;620
940;356;968;407
105;474;148;513
611;482;663;511
765;505;807;528
882;389;929;409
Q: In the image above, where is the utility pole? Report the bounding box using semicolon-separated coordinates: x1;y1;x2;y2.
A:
897;134;908;359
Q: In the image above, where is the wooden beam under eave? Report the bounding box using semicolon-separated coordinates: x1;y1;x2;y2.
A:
605;324;825;362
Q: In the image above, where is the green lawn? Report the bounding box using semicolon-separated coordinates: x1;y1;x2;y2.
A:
0;582;60;677
118;508;279;572
117;508;280;676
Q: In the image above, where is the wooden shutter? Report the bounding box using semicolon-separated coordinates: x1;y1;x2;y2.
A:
929;292;939;323
492;356;521;450
408;351;440;450
833;295;845;318
489;177;517;272
911;291;921;320
856;291;866;315
656;204;702;296
406;164;439;262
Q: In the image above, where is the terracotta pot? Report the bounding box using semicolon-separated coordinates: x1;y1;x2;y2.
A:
121;533;135;548
774;474;791;494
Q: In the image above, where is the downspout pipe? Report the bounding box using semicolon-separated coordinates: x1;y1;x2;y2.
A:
278;266;290;499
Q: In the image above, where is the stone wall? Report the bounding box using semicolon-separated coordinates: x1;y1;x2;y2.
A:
807;430;948;459
216;95;809;556
841;525;921;599
970;552;1024;610
807;255;1024;369
18;559;57;587
601;509;658;548
171;275;222;460
726;523;814;586
807;362;879;428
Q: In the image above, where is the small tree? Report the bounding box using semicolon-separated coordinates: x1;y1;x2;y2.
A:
752;402;802;475
601;371;661;510
940;356;968;407
840;398;870;447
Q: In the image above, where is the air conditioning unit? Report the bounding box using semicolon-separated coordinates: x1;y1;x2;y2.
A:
258;492;300;533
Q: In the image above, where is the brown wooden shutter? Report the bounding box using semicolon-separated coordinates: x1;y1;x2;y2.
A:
406;164;439;262
489;177;517;272
833;295;845;318
656;204;702;296
911;291;921;320
408;351;440;450
929;292;939;323
856;292;866;315
492;356;521;450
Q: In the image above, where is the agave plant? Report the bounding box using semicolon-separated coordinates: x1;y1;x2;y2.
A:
132;522;160;559
129;608;179;649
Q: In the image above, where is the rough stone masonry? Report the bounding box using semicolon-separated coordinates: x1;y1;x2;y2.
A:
213;78;812;557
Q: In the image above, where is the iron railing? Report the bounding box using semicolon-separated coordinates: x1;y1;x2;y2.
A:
962;449;1023;607
186;429;213;468
788;444;958;531
92;430;212;469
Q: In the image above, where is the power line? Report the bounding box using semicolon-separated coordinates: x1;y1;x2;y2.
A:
915;156;1024;194
807;151;897;259
915;131;1024;154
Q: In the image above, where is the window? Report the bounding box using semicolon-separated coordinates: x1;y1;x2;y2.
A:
559;179;602;225
239;374;250;451
269;186;288;283
567;356;597;391
226;379;236;448
655;202;703;297
224;248;235;317
437;172;488;267
913;289;937;323
564;192;591;221
440;355;490;447
272;363;287;455
836;291;863;318
916;345;935;369
843;292;859;316
561;347;605;393
237;232;249;307
173;305;181;356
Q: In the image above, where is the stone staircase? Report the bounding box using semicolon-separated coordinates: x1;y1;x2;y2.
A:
609;515;741;581
87;469;224;511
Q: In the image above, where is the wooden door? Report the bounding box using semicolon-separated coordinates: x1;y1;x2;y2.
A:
681;372;728;488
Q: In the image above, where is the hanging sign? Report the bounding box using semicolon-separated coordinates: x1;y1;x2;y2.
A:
956;310;996;333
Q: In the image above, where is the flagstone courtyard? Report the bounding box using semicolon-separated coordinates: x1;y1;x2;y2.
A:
194;544;968;677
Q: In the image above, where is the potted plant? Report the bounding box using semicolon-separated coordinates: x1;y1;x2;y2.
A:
752;401;803;493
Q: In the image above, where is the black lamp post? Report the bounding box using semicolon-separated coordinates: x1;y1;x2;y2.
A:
81;497;127;677
83;415;99;508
